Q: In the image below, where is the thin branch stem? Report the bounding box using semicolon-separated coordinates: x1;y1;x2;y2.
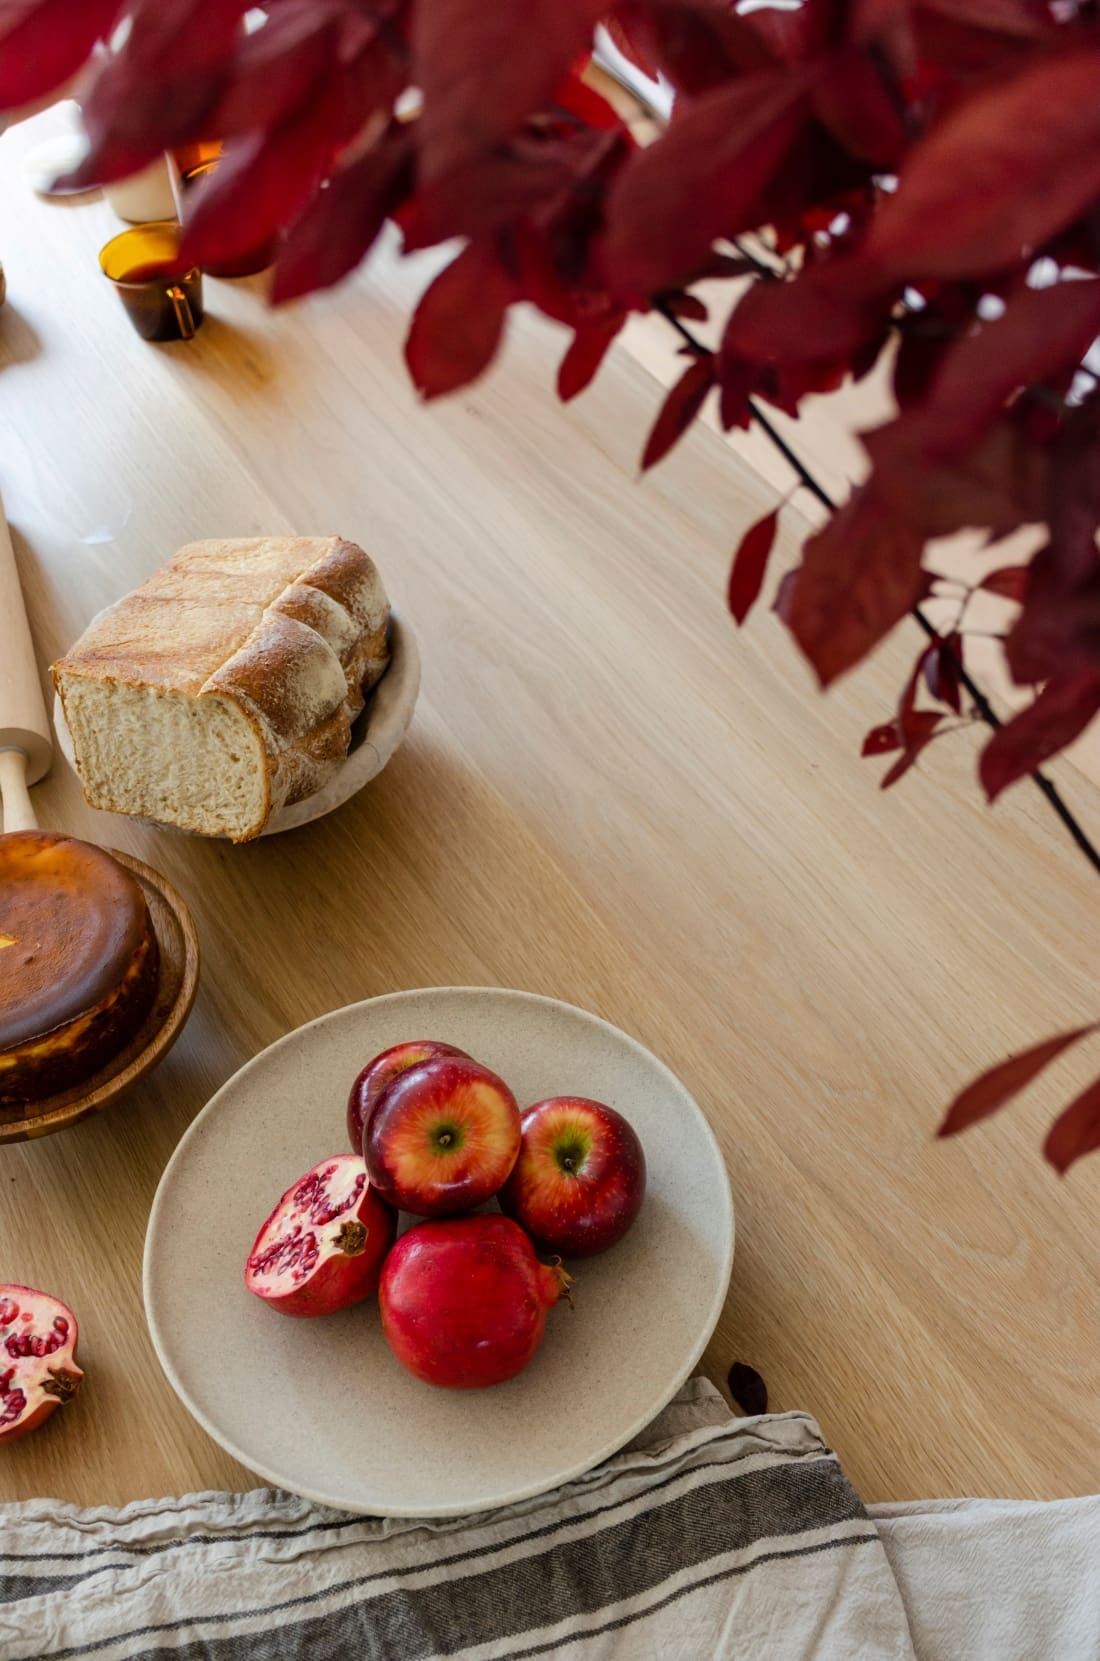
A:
650;303;1100;879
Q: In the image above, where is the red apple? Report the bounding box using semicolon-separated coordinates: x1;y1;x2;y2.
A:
346;1040;469;1153
380;1215;571;1388
498;1096;646;1256
364;1055;521;1216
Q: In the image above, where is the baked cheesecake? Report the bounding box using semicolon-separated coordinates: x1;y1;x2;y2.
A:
0;831;159;1109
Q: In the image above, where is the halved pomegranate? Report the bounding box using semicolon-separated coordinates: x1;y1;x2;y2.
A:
245;1154;396;1317
0;1285;84;1444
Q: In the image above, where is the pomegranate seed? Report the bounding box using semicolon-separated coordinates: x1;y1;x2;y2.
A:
0;1297;18;1326
0;1387;27;1427
248;1229;320;1281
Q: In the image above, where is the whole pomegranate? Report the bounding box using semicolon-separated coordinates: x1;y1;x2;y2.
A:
379;1214;571;1389
346;1039;469;1153
0;1285;84;1444
245;1154;396;1317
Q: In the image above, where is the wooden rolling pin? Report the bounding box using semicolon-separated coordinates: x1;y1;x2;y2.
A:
0;489;52;832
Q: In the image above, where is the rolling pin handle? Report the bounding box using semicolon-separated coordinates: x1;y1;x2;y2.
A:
0;746;39;832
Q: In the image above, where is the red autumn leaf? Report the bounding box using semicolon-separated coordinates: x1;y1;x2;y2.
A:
784;485;927;686
603;70;812;298
412;0;605;183
180;110;328;269
402;140;582;251
272;128;414;305
862;721;904;756
879;711;944;787
641;355;715;470
893;327;952;410
867;50;1100;278
865;416;1049;541
925;280;1100;454
979;566;1029;602
405;242;516;400
727;1361;769;1416
923;632;963;713
980;672;1100;799
922;0;1052;39
203;5;346;141
557;316;625;401
1000;546;1091;685
811;47;907;167
611;0;773;95
64;0;252;185
728;506;780;625
1044;1075;1100;1175
723;263;886;369
939;1025;1100;1137
717;352;756;432
0;0;121;111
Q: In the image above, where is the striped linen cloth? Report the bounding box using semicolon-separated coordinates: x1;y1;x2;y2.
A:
0;1380;917;1661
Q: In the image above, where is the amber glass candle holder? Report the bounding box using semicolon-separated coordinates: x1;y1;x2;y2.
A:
99;222;204;342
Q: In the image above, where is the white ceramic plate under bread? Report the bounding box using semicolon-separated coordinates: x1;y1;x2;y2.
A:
144;988;735;1516
54;612;420;838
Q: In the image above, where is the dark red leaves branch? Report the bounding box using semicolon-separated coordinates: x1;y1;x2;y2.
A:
939;1024;1100;1137
728;506;780;625
640;354;715;471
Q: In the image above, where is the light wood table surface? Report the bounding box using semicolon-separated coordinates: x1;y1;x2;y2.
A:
1;109;1099;1510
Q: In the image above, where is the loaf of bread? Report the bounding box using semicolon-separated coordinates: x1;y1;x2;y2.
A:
52;536;390;841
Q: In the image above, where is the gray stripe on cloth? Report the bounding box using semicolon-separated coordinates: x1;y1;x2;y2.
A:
37;1456;868;1661
502;1534;884;1661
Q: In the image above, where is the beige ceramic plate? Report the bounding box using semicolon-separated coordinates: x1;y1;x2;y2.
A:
53;612;420;839
143;988;734;1517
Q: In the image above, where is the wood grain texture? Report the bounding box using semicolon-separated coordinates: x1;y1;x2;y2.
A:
1;108;1099;1509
